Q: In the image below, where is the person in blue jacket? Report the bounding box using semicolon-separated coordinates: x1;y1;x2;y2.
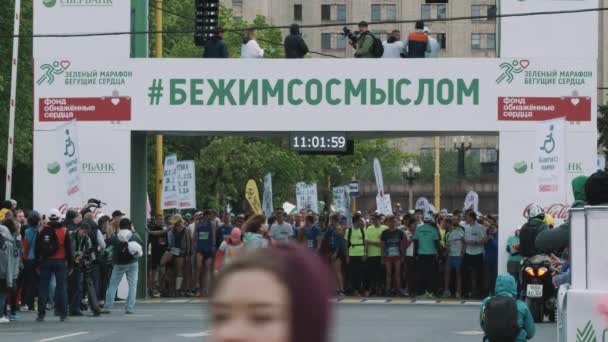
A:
480;274;536;342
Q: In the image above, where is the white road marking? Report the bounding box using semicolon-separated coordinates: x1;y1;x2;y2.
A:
362;299;388;304
38;332;89;342
462;301;483;306
125;314;153;317
166;299;190;303
178;330;212;338
183;314;203;317
454;330;484;336
414;300;437;305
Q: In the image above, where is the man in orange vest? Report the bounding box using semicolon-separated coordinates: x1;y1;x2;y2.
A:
402;21;431;58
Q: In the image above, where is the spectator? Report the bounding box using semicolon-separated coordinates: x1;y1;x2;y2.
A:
414;209;424;226
213;228;244;272
14;210;26;227
22;211;41;311
203;27;229;58
35;209;73;322
346;214;368;296
443;217;464;299
402;218;417;297
243;214;269;250
414;213;440;298
270;211;294;244
0;220;20;323
284;23;309;58
64;210;81;232
354;21;374;58
506;229;522;290
423;27;440;58
382;30;403;58
68;223;92;316
0;201;12;221
463;210;487;299
241;29;264;58
103;218;143;314
484;221;499;296
402;20;431;58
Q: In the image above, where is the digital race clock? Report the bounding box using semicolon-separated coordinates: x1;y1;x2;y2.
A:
290;132;348;153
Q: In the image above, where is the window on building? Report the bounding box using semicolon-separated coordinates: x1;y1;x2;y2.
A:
487;33;496;50
426;0;448;3
322;33;331;49
487;5;497;20
337;5;346;21
294;4;302;21
233;0;242;4
386;5;396;21
321;5;331;21
435;33;447;49
371;4;381;21
471;5;482;21
487;149;498;162
437;4;446;19
421;4;431;20
471;33;481;49
336;34;346;49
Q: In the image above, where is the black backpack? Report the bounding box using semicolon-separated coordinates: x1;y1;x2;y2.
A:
347;227;366;248
370;34;384;58
483;296;520;342
116;241;134;264
586;170;608;205
39;226;60;258
519;220;541;257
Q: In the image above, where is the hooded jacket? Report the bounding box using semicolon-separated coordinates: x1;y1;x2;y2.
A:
0;225;21;287
480;274;536;342
535;175;588;253
382;35;403;58
241;37;264;58
284;25;309;58
243;232;269;249
203;36;229;58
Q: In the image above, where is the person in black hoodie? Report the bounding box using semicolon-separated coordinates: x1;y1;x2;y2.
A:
203;27;229;58
284;24;309;59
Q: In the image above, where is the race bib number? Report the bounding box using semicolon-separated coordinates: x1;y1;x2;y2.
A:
388;247;400;257
307;240;314;249
199;232;209;240
170;247;181;256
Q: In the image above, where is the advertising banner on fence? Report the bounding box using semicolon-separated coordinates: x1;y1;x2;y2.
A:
535;118;566;201
33;59;596;133
245;180;263;215
296;182;318;213
263;173;273;218
57;121;83;206
161;154;178;210
176;160;196;209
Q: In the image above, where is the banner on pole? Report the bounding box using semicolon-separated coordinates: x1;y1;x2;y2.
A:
296;182;318;213
333;187;347;213
415;197;430;213
246;179;263;215
263;173;273;218
535;118;566;201
57;121;83;206
376;194;393;216
373;158;385;197
176;160;196;209
463;191;480;212
161;154;178;209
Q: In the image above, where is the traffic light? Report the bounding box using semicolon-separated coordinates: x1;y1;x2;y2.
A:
195;0;220;46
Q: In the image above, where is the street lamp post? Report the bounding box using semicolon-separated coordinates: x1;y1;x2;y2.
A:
454;136;473;178
401;162;421;210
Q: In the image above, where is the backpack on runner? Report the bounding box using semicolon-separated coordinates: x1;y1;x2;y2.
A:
116;241;135;264
370;34;384;58
483;296;520;342
347;228;366;248
38;226;59;258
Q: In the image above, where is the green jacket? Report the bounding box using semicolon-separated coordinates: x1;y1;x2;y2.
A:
106;230;143;265
355;33;374;58
480;274;536;342
506;236;521;262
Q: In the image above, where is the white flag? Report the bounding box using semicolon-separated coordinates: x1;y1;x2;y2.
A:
57;121;83;206
535;118;566;202
263;173;273;218
373;158;384;197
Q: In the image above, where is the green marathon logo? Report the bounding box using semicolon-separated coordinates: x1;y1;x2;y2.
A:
497;59;529;84
513;160;528;174
577;320;597;342
46;161;61;175
43;0;57;8
37;61;70;86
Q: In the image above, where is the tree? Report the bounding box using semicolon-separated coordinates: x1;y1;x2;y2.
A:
598;104;608;157
416;149;481;185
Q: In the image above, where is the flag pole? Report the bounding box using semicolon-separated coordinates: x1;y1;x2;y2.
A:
5;0;22;200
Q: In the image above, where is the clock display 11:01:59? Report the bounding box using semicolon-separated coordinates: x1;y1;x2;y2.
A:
292;135;346;149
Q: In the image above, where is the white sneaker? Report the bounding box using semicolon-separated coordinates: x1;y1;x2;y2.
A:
0;317;10;323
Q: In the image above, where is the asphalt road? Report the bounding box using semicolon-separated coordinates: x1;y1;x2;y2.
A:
0;301;556;342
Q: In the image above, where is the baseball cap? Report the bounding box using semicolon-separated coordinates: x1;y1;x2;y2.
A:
231;228;242;239
112;210;125;218
48;209;61;221
119;218;132;229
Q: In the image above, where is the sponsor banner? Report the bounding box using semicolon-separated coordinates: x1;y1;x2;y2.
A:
33;59;596;133
497;96;591;122
535;119;566;197
34;0;130;59
376;194;393;216
161;154;178;210
57;121;83;205
566;290;608;342
39;97;131;122
245;180;263;215
296;182;318;214
262;173;273;218
176;160;196;210
464;191;479;212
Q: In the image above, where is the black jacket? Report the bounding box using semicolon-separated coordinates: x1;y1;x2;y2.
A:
284;25;309;59
203;36;229;58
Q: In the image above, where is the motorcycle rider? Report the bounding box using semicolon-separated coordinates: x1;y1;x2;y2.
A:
518;204;549;259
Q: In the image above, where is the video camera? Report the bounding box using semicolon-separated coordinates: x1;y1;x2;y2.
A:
74;248;97;273
341;26;360;46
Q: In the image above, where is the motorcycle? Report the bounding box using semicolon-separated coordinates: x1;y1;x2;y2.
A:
521;254;556;323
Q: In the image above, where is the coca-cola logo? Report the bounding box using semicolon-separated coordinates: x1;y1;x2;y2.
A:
522;203;569;220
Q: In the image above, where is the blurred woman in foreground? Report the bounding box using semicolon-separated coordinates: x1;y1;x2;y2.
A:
210;244;334;342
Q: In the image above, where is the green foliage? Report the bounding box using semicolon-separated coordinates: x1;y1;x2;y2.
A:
598;104;608;156
416;149;481;185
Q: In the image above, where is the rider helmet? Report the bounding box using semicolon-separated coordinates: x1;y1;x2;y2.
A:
527;203;545;220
